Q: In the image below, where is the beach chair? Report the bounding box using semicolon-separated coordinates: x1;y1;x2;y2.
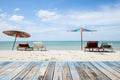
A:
84;41;99;52
99;43;113;52
17;43;33;51
33;42;46;51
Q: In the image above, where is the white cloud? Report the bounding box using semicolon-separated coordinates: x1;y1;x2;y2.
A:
36;4;120;26
9;15;24;21
14;8;20;11
0;3;120;41
36;10;61;22
0;13;7;18
0;14;21;30
67;9;120;26
0;21;19;30
0;13;33;33
34;4;120;41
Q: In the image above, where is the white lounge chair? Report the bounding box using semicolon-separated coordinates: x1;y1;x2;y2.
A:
33;42;46;51
99;43;113;52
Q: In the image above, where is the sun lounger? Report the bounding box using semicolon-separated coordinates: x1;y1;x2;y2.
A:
84;41;99;52
17;43;33;51
33;42;46;51
99;43;113;52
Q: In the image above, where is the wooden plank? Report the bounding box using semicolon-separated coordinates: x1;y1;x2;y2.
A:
1;62;29;80
98;62;120;78
104;62;120;73
85;62;110;80
0;62;4;65
74;62;91;80
32;62;49;80
91;62;120;80
0;62;12;70
77;63;97;80
53;62;63;80
62;62;72;80
68;62;81;80
0;62;4;69
12;62;35;80
79;63;98;80
0;62;22;78
0;62;12;66
0;61;119;80
23;62;40;80
0;62;15;75
43;62;55;80
115;62;120;65
38;62;49;80
112;62;120;68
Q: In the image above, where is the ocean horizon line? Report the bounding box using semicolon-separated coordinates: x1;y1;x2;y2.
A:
0;41;120;50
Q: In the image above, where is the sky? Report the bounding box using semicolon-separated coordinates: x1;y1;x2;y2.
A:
0;0;120;41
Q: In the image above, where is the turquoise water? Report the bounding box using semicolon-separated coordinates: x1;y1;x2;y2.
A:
0;41;120;50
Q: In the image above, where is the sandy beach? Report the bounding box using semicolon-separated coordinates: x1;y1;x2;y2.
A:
0;50;120;61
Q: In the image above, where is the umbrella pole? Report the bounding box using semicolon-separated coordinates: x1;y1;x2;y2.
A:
81;31;83;51
12;36;17;50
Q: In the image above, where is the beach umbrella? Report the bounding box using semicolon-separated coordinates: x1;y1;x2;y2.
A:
3;30;30;50
68;28;96;50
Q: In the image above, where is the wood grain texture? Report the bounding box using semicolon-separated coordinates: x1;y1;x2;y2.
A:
0;62;119;80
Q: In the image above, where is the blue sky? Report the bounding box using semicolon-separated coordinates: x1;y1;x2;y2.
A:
0;0;120;41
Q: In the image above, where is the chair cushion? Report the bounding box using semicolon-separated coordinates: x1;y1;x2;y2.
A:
87;41;98;48
19;43;29;48
103;45;111;48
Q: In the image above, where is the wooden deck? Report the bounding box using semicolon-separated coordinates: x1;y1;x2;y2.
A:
0;62;119;80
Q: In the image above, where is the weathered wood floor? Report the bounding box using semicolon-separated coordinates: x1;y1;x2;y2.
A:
0;62;119;80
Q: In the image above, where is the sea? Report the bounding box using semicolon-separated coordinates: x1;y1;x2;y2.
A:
0;41;120;51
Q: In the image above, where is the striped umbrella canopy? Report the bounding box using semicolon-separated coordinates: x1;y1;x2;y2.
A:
68;28;96;50
3;30;30;50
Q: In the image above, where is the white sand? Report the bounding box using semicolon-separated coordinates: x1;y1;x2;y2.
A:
0;50;120;61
